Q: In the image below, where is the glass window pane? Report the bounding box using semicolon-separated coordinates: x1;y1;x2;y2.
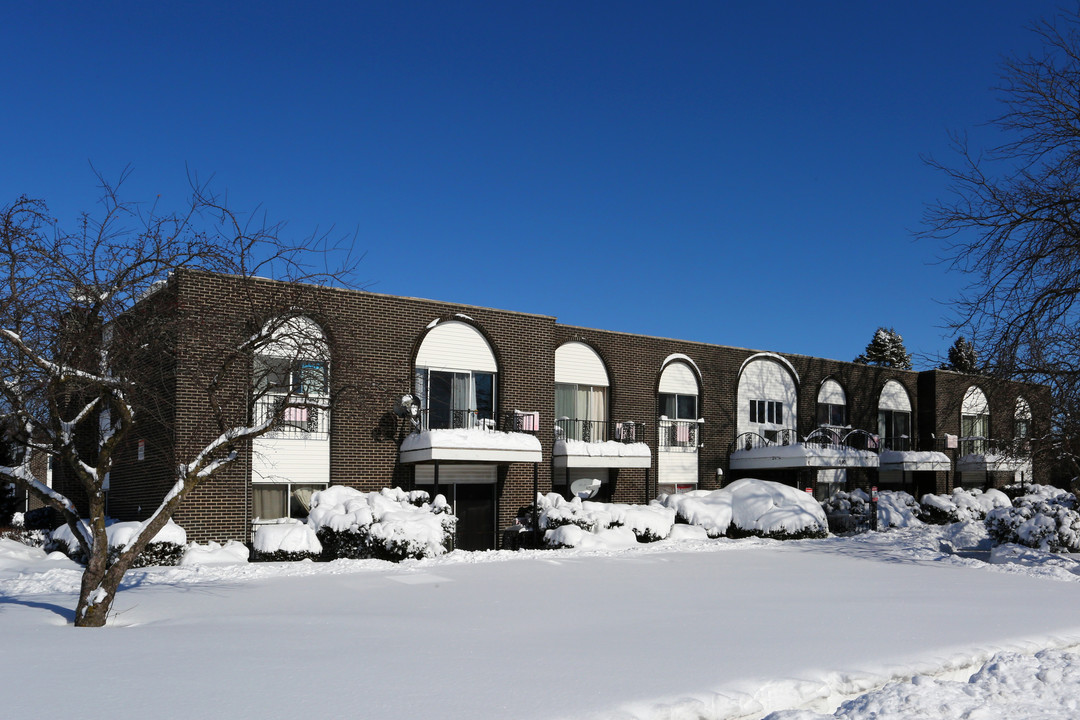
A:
555;384;575;418
474;373;494;420
677;394;696;420
659;393;676;418
831;404;845;427
429;371;453;429
253;485;287;520
290;484;323;519
775;402;783;425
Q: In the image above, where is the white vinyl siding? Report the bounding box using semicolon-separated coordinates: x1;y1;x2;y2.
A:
252;436;330;486
414;464;499;484
737;357;797;436
659;361;698;394
879;380;911;412
416;321;498;373
555;342;609;386
658;452;697;486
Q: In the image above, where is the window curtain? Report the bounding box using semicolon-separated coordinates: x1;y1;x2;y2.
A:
253;486;286;520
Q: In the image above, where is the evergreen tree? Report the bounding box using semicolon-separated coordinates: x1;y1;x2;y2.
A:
854;327;913;369
940;336;979;373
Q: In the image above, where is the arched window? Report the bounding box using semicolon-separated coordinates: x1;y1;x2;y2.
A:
878;380;911;450
555;341;609;441
961;386;990;455
816;379;847;427
414;321;497;430
254;315;330;399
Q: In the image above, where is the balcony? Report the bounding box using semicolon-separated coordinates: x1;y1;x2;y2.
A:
657;418;702;452
553;419;651;469
878;436;951;472
728;428;880;470
956;436;1032;473
399;409;542;464
254;394;329;440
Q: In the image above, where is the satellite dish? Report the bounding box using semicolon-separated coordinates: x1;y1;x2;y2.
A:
393;394;418;418
570;478;601;500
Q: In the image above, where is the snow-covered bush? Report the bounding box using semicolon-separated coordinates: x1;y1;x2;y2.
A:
660;479;827;540
820;488;869;516
986;492;1080;553
50;519;188;567
536;493;676;547
1002;483;1078;505
252;520;322;562
182;540;250;565
876;490;923;529
307;486;455;561
920;488;1010;524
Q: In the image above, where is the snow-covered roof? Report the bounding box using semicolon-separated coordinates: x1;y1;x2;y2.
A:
399;428;542;464
552;439;652;469
879;449;951;471
729;442;879;470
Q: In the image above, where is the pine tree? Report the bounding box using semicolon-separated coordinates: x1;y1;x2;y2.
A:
854;327;913;369
940;336;979;373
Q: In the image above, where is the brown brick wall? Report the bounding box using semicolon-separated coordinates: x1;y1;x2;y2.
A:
106;269;1051;543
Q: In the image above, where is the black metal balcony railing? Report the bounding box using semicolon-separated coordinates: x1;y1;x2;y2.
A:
414;408;541;435
658;419;701;450
879;436;949;453
729;428;796;453
255;395;329;439
958;436;1031;458
554;419;647;444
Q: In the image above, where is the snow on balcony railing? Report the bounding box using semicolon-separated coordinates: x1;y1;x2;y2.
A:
554;419;647;444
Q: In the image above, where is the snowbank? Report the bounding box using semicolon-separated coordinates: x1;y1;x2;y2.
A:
876;491;923;529
920;487;1010;524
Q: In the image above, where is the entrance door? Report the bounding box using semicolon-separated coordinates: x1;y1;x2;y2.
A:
453;484;496;551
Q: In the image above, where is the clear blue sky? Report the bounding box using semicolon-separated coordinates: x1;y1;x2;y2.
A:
0;1;1062;366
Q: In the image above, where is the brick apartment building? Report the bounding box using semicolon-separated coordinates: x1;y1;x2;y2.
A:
84;270;1049;549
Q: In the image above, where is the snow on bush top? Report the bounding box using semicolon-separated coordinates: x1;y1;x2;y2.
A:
821;488;869;516
661;479;827;538
536;493;676;544
877;491;923;528
253;520;321;555
307;486;454;559
921;487;1010;523
51;518;187;554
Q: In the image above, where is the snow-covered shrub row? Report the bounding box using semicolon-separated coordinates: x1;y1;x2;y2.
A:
537;493;676;547
306;486;456;561
50;519;188;567
1002;482;1078;504
919;488;1010;525
659;479;828;540
986;489;1080;553
182;540;250;565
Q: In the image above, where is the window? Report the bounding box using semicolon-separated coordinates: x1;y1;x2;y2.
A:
878;409;911;446
555;383;607;440
750;400;783;425
659;393;697;420
255;357;328;395
816;403;846;427
252;482;326;521
415;368;496;429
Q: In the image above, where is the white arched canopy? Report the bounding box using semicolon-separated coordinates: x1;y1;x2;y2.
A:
659;360;699;395
416;320;497;373
259;315;329;360
962;386;989;416
555;342;609;386
818;378;846;405
878;380;911;412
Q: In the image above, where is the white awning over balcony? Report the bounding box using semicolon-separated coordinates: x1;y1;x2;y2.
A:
879;450;951;472
553;439;652;469
729;443;879;471
957;453;1029;473
399;428;542;464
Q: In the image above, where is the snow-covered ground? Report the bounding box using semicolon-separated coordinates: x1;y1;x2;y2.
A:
3;525;1080;719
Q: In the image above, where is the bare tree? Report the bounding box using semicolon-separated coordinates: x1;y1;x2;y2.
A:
922;9;1080;480
0;171;358;626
